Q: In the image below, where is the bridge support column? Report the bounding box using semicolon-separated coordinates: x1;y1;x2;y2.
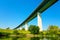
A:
20;27;22;30
25;23;28;31
37;12;42;31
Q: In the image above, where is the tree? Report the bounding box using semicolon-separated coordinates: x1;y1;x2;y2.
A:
22;28;25;30
48;25;59;32
13;30;19;35
6;27;10;29
47;25;59;37
28;25;39;34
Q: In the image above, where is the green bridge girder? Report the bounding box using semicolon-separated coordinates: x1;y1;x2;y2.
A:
14;0;58;29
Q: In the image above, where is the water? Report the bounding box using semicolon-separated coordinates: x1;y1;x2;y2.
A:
0;37;60;40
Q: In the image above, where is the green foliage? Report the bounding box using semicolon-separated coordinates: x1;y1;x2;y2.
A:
28;25;39;34
6;27;10;29
0;32;10;37
0;25;60;38
22;28;25;30
48;25;59;31
48;25;59;34
31;37;40;40
13;30;19;35
0;32;2;36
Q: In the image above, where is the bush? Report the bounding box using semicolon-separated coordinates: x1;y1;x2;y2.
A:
13;30;19;35
22;28;25;30
28;25;39;34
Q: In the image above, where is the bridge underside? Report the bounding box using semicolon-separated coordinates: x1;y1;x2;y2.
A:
14;0;58;29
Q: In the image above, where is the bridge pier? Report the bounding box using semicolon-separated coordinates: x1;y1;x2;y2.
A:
20;27;22;30
25;23;28;30
37;12;42;31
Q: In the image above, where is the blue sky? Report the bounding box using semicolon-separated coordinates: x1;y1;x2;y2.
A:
0;0;60;30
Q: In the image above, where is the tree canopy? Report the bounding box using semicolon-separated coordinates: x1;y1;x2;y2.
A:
28;25;39;34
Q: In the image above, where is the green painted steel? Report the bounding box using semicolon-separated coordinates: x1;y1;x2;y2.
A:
14;0;58;29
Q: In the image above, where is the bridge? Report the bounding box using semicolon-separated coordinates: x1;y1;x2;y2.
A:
14;0;58;31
